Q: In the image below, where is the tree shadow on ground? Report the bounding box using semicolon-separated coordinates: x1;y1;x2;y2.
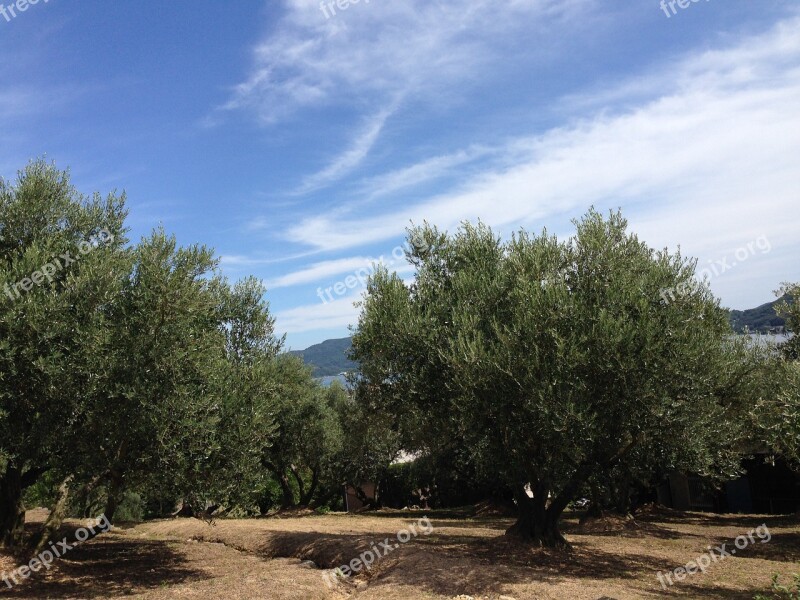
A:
727;531;800;563
637;511;798;530
252;527;724;598
651;581;774;599
417;517;513;531
565;520;693;541
368;535;761;599
0;524;205;598
352;508;475;520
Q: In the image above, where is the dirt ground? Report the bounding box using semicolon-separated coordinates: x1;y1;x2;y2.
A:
1;508;798;599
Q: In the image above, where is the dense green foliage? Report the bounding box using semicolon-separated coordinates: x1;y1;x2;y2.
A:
0;162;127;544
292;290;787;375
749;284;800;467
1;160;797;553
0;161;355;547
351;211;772;546
776;283;799;360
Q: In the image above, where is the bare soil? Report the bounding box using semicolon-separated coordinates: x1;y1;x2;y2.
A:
1;508;798;599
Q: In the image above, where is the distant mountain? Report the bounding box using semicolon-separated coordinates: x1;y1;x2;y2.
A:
289;337;355;377
289;300;787;376
729;297;786;333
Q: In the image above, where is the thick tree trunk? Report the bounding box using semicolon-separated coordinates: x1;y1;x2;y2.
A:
0;466;25;547
278;473;295;509
264;461;297;509
289;465;306;505
33;476;73;554
310;486;337;510
614;473;633;515
299;467;319;507
76;471;109;518
505;484;570;548
103;473;124;524
507;435;645;547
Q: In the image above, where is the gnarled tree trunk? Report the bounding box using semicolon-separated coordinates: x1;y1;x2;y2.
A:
278;473;295;509
505;483;569;548
103;472;124;524
0;466;25;547
264;461;297;509
32;476;73;554
507;435;645;547
299;467;319;507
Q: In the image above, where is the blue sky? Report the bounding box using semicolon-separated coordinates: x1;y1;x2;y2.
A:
1;0;798;349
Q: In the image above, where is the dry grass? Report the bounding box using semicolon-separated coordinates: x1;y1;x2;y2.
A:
1;508;798;599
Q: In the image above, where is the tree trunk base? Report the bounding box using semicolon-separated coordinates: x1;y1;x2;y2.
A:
32;476;73;554
0;467;26;548
505;485;571;549
172;503;196;518
580;502;603;524
504;518;571;549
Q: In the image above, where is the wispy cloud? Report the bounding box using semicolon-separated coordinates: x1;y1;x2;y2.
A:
275;295;360;334
353;144;495;201
259;249;417;290
212;0;596;211
217;0;591;125
282;16;800;260
265;256;374;289
293;106;395;194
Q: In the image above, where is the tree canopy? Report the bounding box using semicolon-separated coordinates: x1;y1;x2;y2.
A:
0;161;339;547
351;210;764;546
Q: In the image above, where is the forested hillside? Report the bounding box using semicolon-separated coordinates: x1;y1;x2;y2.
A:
729;297;787;332
289;337;355;376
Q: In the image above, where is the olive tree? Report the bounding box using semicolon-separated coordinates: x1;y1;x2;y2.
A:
260;355;346;510
0;161;126;546
776;282;799;360
67;229;230;522
352;210;756;547
750;283;800;466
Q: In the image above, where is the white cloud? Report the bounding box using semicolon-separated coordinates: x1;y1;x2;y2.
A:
220;255;273;267
265;255;374;288
353;144;495;201
293;106;394;194
281;14;800;271
275;295;361;334
265;248;416;290
219;0;591;124
214;0;595;203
